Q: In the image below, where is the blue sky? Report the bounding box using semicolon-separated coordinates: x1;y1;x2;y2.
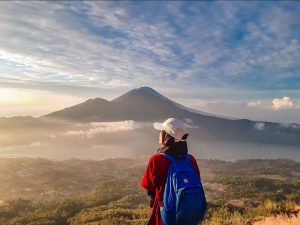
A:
0;1;300;123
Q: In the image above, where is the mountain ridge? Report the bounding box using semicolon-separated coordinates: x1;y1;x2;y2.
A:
44;87;237;122
43;87;300;146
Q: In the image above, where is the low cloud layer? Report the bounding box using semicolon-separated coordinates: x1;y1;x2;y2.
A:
0;118;156;159
0;119;151;147
0;117;299;161
63;121;151;138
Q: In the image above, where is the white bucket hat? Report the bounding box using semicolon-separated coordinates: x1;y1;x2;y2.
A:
154;118;188;142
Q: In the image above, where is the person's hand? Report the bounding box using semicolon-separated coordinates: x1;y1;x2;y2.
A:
147;190;155;208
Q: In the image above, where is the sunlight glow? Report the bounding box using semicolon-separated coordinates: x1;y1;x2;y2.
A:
0;88;86;117
0;88;32;105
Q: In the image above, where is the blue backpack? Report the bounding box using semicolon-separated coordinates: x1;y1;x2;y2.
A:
160;153;207;225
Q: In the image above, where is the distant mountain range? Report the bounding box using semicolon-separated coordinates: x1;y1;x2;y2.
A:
44;87;300;146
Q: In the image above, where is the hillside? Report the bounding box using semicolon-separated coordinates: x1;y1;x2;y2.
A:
0;157;299;225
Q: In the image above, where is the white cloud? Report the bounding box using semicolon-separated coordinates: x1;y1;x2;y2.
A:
182;118;200;128
197;98;300;124
279;123;300;129
272;97;296;110
247;100;261;108
0;1;299;92
64;121;150;138
254;122;265;131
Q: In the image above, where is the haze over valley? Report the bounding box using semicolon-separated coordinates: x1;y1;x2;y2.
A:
0;87;299;161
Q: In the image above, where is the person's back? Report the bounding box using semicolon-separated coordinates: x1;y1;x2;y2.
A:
159;152;206;225
141;118;207;225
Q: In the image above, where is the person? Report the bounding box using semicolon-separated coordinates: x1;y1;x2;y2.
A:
141;118;203;225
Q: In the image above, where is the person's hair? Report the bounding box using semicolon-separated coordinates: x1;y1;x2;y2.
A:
182;133;189;141
157;130;189;157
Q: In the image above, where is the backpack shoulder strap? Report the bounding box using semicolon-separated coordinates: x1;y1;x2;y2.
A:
160;152;175;163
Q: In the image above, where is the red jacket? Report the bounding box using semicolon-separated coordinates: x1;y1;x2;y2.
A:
141;153;200;225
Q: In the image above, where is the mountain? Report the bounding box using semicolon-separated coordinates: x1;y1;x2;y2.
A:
45;87;187;121
44;87;230;121
44;87;300;146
